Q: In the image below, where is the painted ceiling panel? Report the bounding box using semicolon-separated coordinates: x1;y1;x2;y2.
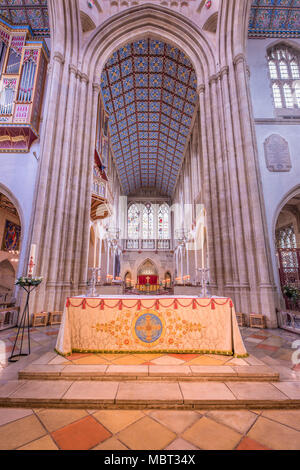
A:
0;0;48;37
249;0;300;38
101;39;198;196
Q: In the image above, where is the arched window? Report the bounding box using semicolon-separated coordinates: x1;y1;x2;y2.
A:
276;225;297;250
268;44;300;110
128;204;140;239
142;203;154;239
158;203;169;239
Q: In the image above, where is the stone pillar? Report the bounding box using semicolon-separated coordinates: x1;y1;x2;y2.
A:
218;65;249;311
232;54;277;326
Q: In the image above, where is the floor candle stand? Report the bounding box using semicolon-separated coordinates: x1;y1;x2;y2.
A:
8;281;42;363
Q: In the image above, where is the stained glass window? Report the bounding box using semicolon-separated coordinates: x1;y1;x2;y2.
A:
158;204;169;239
276;225;297;249
128;204;140;239
142;203;154;239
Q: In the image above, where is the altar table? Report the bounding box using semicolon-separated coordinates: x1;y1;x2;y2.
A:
55;296;248;357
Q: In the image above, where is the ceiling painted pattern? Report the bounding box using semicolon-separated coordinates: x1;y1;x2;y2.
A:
249;0;300;38
101;39;198;196
0;0;49;37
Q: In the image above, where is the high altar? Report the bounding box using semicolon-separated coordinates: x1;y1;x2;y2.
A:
55;295;248;357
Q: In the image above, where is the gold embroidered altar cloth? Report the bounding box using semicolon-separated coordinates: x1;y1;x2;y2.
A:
55;296;248;357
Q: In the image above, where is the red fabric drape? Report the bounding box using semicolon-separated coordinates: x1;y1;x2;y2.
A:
138;275;158;285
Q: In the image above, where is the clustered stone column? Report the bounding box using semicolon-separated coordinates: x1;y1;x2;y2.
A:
175;54;277;326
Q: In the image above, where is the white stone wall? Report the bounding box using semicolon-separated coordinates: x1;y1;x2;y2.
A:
247;38;300;293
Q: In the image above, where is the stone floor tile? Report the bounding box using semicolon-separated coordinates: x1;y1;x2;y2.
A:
248;416;300;450
106;365;148;376
180;381;236;403
65;353;91;361
72;355;110;365
150;356;185;365
63;381;119;402
244;355;267;366
236;437;270;450
35;408;89;432
226;382;288;401
31;352;58;365
62;365;108;376
185;356;227;366
0;380;26;397
165;438;199;450
226;358;248;366
245;338;264;344
148;365;192;376
0;408;33;426
93;437;129;450
260;337;285;347
261;410;300;431
189;365;235;376
18;435;58;450
11;380;72;399
51;415;112;450
116;381;182;404
147;410;200;434
0;414;47;450
117;416;176;450
168;354;200;362
48;355;70;365
93;410;144;433
182;416;242;450
21;364;65;375
98;354;128;361
111;355;148;365
271;381;300;399
206;410;258;434
256;344;279;353
132;354;163;361
233;365;277;377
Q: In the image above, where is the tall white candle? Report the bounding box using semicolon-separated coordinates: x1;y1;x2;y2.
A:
28;244;36;276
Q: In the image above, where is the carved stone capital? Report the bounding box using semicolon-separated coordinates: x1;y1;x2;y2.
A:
52;51;65;65
92;82;101;94
233;53;246;68
69;64;77;76
81;73;89;84
220;66;229;78
209;74;218;86
197;84;205;95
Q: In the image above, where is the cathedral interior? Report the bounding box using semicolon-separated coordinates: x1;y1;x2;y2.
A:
0;0;299;453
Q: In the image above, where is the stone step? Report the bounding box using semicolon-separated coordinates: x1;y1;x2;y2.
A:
0;379;299;410
18;364;279;382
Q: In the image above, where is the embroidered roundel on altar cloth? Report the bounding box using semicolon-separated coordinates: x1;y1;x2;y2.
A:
133;310;164;347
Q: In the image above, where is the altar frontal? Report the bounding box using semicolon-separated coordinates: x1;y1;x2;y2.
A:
55;296;248;357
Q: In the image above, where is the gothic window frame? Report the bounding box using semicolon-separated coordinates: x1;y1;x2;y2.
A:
276;224;297;250
127;202;140;240
158;203;170;240
127;201;170;242
142;202;154;240
267;44;300;111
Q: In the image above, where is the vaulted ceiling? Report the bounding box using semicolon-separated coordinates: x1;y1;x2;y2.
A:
101;39;198;196
249;0;300;38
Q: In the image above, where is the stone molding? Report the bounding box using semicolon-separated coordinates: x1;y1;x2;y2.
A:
52;52;65;65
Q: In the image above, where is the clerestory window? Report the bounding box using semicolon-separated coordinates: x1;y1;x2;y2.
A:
268;44;300;110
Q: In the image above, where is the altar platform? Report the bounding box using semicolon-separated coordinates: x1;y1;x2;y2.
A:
55;295;248;357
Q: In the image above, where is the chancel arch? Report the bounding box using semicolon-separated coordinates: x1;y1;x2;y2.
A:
25;1;279;328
